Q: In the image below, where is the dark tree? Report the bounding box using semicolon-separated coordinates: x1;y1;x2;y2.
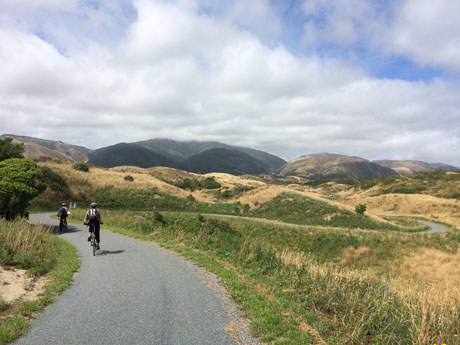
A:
0;137;24;161
0;158;45;219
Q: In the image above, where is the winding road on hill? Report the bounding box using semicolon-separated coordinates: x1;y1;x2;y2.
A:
200;213;449;234
15;213;255;345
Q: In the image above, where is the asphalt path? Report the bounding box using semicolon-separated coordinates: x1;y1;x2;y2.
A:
416;220;448;234
201;213;448;234
15;213;236;345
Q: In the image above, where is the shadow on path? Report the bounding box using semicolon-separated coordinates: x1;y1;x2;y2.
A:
96;250;125;256
52;225;82;234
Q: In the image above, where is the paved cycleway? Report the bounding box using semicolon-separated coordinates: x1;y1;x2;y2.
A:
416;219;448;234
15;213;236;345
200;213;448;234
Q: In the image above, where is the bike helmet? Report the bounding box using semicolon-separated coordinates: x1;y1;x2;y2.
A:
90;202;97;208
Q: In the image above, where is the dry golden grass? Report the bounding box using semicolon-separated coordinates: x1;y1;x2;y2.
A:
203;172;266;189
339;192;460;227
382;247;460;344
340;246;370;264
278;245;460;344
40;162;202;200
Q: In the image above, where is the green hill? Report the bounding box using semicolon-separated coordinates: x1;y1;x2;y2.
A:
136;138;285;172
88;143;184;169
185;148;269;175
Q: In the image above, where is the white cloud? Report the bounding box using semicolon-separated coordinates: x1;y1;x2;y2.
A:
0;0;459;166
300;0;460;73
386;0;460;72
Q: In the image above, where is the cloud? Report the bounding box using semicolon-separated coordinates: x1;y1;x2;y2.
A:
0;0;459;166
386;0;460;72
300;0;460;73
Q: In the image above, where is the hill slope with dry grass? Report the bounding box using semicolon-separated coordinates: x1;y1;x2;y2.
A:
1;134;92;162
279;153;397;179
373;159;460;175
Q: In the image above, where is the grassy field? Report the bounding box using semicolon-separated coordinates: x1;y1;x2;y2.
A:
0;219;79;344
66;208;460;344
355;170;460;199
26;161;460;343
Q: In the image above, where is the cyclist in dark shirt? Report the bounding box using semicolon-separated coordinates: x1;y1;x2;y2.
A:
84;202;103;249
57;202;68;232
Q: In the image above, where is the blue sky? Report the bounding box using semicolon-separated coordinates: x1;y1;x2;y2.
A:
1;0;459;164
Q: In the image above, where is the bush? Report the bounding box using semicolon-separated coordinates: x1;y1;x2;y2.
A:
355;203;367;215
0;137;24;161
176;177;221;190
124;175;134;182
200;177;221;189
72;162;89;172
0;159;45;219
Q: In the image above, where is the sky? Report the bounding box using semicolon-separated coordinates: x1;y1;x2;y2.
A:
1;0;459;165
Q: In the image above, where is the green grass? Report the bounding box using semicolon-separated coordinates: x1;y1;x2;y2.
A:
86;188;407;231
67;209;460;344
248;193;403;231
0;219;79;344
356;170;460;199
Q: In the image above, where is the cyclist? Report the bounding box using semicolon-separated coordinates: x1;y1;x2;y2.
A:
84;202;103;250
57;202;68;232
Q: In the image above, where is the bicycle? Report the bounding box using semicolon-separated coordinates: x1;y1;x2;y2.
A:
59;218;68;232
88;224;97;256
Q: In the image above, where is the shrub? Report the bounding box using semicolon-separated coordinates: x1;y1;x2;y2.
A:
355;203;367;215
186;194;195;202
0;158;45;219
200;177;221;189
124;175;134;182
0;137;24;161
72;162;89;172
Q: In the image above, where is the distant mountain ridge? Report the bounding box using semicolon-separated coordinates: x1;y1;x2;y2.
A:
373;160;460;175
279;153;460;180
184;148;269;175
134;138;286;172
3;134;458;178
278;153;399;180
1;134;92;162
88;143;184;169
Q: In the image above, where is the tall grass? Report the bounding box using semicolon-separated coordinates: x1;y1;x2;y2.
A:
68;209;460;344
0;219;57;275
0;219;79;344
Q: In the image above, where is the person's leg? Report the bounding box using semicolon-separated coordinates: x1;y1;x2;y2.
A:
95;223;100;248
88;224;93;241
59;218;63;232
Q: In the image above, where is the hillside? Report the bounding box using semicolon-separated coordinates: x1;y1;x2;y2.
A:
1;134;92;161
185;148;269;175
30;160;460;344
88;143;184;169
373;159;460;175
279;153;397;179
135;138;286;172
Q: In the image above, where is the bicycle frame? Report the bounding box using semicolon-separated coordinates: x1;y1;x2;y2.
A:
89;224;97;256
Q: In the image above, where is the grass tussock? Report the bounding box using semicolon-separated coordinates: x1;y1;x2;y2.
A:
0;218;79;344
0;219;56;276
68;208;460;344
